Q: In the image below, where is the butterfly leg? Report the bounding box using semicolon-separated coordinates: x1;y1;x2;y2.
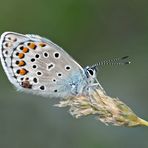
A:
87;86;100;107
88;79;106;94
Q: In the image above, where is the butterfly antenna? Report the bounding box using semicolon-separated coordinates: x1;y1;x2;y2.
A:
91;56;131;69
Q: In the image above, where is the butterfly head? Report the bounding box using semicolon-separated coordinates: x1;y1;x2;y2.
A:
84;66;97;82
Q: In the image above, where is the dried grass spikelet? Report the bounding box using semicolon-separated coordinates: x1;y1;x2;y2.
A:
55;87;148;127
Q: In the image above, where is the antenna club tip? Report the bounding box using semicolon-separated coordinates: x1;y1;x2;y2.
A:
125;61;131;64
123;61;131;65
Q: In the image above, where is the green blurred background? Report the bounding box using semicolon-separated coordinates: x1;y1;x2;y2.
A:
0;0;148;148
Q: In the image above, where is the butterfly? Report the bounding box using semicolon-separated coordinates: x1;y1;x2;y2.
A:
2;32;147;127
0;32;104;99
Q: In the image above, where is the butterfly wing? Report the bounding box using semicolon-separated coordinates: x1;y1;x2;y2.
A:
0;32;86;98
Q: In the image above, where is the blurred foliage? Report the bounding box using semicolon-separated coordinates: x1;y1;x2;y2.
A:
0;0;148;148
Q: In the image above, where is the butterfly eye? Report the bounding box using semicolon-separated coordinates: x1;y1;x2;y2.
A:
87;69;94;76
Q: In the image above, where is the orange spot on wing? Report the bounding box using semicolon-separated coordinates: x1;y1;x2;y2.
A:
23;47;29;53
18;53;25;59
19;69;28;75
39;43;46;47
28;43;37;49
18;61;26;66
